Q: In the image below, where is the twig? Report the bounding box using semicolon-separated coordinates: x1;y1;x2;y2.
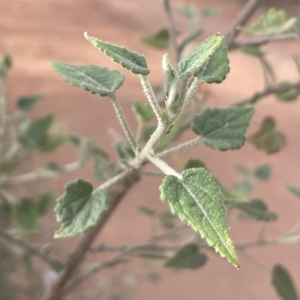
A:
161;0;180;63
0;227;62;272
178;29;203;55
225;0;260;47
239;249;270;273
109;93;137;151
234;81;300;106
230;33;299;50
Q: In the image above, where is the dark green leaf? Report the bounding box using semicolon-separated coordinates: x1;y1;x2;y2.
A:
164;243;207;269
52;62;124;96
191;106;255;151
17;95;43;111
55;179;108;238
18;114;54;149
37;191;54;216
131;100;154;123
255;164;272;181
140;28;170;49
184;159;206;170
285;185;300;199
160;168;239;267
241;8;297;36
272;264;299;300
44;162;63;172
178;33;229;83
159;211;176;229
14;199;39;234
248;117;286;154
233;199;277;222
85;34;150;75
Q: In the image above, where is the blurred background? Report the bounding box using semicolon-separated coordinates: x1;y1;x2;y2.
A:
1;0;300;299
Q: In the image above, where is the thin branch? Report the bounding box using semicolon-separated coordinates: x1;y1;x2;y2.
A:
109;93;137;151
157;137;201;158
239;249;270;273
0;227;62;271
161;0;180;63
225;0;260;47
234;81;300;106
230;33;299;50
178;29;203;55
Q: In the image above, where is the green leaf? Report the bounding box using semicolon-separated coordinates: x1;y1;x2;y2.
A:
140;28;170;49
159;211;176;229
241;8;297;36
160;168;239;268
275;82;300;102
184;159;206;170
18;114;54;149
285;185;300;199
52;62;125;96
191;106;255;151
44;162;63;173
233;199;277;222
164;243;207;269
55;179;108;238
39;134;68;152
202;7;222;18
234;180;253;196
17;95;43;111
248;117;285;154
272;264;299;300
255;164;272;181
85;34;150;75
131;100;154;123
178;33;229;83
14;199;39;234
37;191;54;216
234;163;251;177
240;46;264;57
138;206;156;216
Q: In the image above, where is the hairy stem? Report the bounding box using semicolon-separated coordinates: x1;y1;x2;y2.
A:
109;93;137;151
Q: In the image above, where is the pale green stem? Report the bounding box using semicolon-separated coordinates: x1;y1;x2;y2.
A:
97;168;133;191
135;119;143;144
139;75;163;124
180;78;203;113
109;93;137;151
142;170;165;177
147;155;181;179
157;137;201;158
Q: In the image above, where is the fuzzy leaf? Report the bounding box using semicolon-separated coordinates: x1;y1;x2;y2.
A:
164;243;207;269
233;199;277;222
18;114;54;149
160;168;239;268
131;100;154;123
140;28;170;49
52;62;124;96
248;117;285;154
85;34;150;75
191;106;255;151
55;179;107;238
241;8;297;36
286;185;300;199
272;264;299;300
255;164;272;181
17;95;43;111
178;33;229;83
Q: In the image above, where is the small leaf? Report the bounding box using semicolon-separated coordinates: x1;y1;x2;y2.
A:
285;185;300;199
184;159;206;170
44;162;63;172
220;184;246;204
18;114;54;149
17;95;43;111
191;106;255;151
234;181;253;196
164;243;207;269
140;28;170;49
233;199;277;222
178;33;229;83
52;62;124;96
255;164;272;181
202;7;222;18
272;264;299;300
85;33;150;75
37;191;54;216
248;117;286;154
39;134;68;152
131;100;154;123
55;179;108;238
160;168;239;267
14;199;39;234
138;206;156;216
241;8;297;36
234;163;251;177
275;82;300;102
159;211;176;229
